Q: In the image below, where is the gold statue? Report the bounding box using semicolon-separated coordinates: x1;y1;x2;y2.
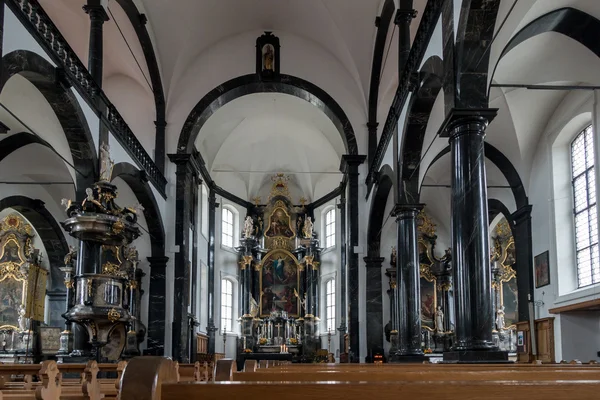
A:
263;45;274;71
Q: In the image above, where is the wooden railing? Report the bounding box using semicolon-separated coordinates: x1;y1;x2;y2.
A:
6;0;167;197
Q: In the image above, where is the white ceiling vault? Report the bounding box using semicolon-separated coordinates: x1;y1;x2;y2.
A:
197;93;345;202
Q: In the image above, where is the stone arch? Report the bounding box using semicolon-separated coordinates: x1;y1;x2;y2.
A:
489;7;600;94
0;131;51;163
367;164;395;257
421;142;528;210
111;162;165;256
177;74;358;156
0;195;69;291
398;55;443;203
0;50;97;198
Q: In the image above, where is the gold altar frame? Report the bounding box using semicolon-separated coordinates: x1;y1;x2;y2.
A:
259;248;301;317
419;238;437;332
264;202;296;240
494;236;517;329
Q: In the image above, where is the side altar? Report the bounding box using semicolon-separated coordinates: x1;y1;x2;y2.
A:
235;174;322;362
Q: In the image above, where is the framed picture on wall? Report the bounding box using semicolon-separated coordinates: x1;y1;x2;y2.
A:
534;250;550;288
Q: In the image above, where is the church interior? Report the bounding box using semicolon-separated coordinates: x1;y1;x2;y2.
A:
1;0;600;398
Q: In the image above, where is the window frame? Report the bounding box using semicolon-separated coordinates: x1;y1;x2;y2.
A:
201;185;209;239
221;206;235;249
324;208;336;249
220;278;233;333
570;125;600;288
325;279;336;333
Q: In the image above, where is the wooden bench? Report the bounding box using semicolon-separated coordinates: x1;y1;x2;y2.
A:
119;357;600;400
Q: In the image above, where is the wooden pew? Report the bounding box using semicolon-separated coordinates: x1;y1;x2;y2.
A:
0;361;60;400
174;362;208;382
120;357;600;400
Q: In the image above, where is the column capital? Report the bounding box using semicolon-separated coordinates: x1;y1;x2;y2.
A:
147;256;169;268
394;8;417;25
168;153;203;180
339;154;367;173
363;256;385;268
512;204;533;226
391;203;424;218
366;122;379;131
83;2;109;22
439;108;498;138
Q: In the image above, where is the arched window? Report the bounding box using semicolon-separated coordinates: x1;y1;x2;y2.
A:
571;125;599;287
221;279;233;332
222;207;234;248
325;279;336;332
325;208;336;248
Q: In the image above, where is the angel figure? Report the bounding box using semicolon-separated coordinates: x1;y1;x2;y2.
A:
99;143;114;182
294;289;307;313
435;306;444;333
496;306;506;331
250;295;259;318
61;198;72;212
18;304;29;332
303;216;314;239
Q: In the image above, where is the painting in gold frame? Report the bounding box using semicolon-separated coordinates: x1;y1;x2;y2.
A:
419;239;437;331
259;249;300;317
0;236;27;330
264;206;295;239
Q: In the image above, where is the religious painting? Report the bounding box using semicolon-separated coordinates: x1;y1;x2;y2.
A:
534;251;550;288
501;276;518;327
420;276;436;330
265;207;295;239
0;277;24;330
25;264;47;321
260;250;299;316
0;238;23;265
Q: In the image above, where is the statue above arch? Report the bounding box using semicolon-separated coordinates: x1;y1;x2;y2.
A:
256;31;280;81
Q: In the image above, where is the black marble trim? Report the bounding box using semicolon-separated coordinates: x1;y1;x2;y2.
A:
367;164;394;257
0;131;51;163
177;74;357;155
111;162;165;257
366;0;445;192
421;142;527;209
114;0;166;174
490;7;600;96
309;184;344;210
1;50;97;199
452;0;501;109
398;56;443;203
0;195;69;291
368;0;396;168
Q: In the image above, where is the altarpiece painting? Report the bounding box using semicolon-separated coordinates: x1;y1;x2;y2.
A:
260;250;300;316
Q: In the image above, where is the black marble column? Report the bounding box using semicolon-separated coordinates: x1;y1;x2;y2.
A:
337;193;347;354
367;122;378;170
391;204;425;361
512;205;534;322
395;1;417;75
207;189;218;353
441;110;508;363
364;256;384;361
0;0;4;74
146;256;168;355
340;155;366;362
154;119;167;175
83;0;109;88
168;154;200;362
385;267;399;353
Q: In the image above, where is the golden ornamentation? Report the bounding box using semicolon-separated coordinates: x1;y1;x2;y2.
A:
390;281;397;289
239;255;253;270
494;218;512;238
89;322;97;337
299;197;308;207
1;214;33;236
64;279;74;289
87;279;93;298
128;280;138;290
251;196;261;206
304;255;319;270
440;282;451;291
268;173;291;201
111;220;125;235
419;263;435;282
107;308;121;323
417;210;436;237
102;262;121;276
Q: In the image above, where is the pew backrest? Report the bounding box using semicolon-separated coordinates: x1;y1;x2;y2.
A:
118;357;178;400
244;360;257;372
213;359;235;382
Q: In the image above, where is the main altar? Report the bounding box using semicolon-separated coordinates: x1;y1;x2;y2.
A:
235;174;322;363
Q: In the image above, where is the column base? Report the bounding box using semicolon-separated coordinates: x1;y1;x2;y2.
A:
389;353;428;363
442;349;511;364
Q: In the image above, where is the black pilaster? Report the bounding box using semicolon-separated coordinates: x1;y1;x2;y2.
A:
364;256;384;362
367;122;378;171
207;189;218;353
83;0;109;88
340;154;366;362
395;1;417;74
154;119;166;175
512;205;534;322
441;109;508;363
337;190;347;355
146;256;168;355
391;204;425;362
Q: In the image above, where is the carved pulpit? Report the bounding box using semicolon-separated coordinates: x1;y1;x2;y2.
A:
0;213;47;360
